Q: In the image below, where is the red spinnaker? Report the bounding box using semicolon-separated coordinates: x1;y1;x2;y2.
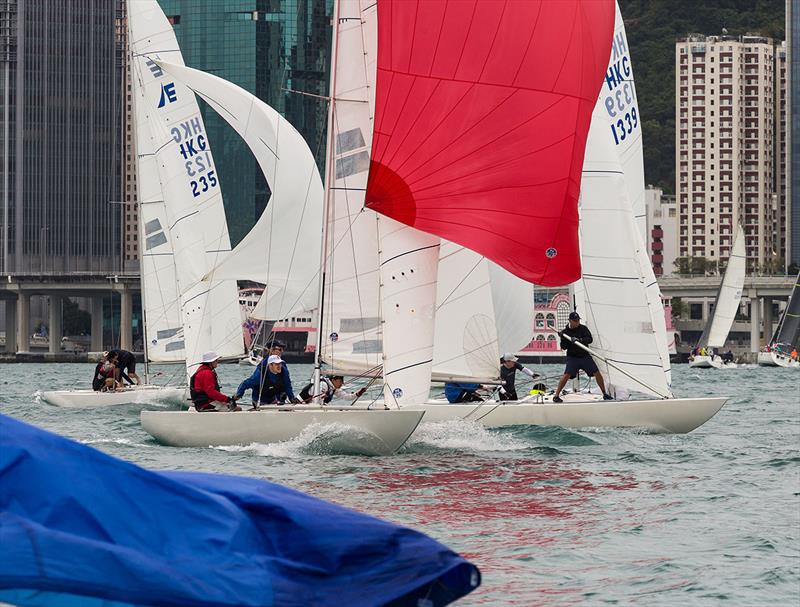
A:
365;0;614;286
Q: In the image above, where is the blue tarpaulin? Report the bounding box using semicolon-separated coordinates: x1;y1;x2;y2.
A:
0;414;480;606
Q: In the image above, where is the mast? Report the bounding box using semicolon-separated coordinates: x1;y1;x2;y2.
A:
312;0;341;402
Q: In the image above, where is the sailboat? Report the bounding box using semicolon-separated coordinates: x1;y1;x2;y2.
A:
758;272;800;367
133;1;424;455
387;0;726;433
688;223;746;369
38;1;237;409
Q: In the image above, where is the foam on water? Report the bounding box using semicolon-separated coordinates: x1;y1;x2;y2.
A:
215;422;391;458
406;419;530;452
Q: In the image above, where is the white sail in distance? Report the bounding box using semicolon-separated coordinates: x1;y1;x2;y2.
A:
128;0;244;372
703;223;746;349
155;60;324;323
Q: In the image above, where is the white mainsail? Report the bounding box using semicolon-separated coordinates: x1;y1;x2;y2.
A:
704;223;746;349
154;60;324;322
606;0;647;241
128;3;183;362
321;0;439;405
128;1;243;371
318;0;383;376
573;1;672;399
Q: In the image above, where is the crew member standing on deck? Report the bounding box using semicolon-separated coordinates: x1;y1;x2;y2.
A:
553;312;613;403
498;353;539;401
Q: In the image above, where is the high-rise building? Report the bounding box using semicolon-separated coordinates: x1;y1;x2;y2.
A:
776;40;788;269
789;0;800;267
675;34;781;272
155;0;332;247
0;0;126;274
645;187;678;277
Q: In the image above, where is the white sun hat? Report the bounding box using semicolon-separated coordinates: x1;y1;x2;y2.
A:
267;355;284;365
201;351;222;364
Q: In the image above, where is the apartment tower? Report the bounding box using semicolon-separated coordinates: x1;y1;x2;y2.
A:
676;34;778;272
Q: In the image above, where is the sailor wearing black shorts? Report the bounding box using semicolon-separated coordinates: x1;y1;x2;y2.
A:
108;349;141;385
553;312;612;403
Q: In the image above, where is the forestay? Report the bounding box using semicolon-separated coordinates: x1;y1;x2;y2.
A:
156;61;324;322
128;0;243;371
703;223;746;349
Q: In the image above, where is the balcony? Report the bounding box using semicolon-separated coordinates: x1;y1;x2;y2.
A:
651;228;664;239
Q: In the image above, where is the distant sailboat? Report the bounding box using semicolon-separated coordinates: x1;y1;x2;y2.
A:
758;272;800;367
688;223;746;369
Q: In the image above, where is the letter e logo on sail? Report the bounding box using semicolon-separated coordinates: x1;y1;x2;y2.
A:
158;83;177;108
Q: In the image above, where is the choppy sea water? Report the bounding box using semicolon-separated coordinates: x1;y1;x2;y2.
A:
1;362;798;606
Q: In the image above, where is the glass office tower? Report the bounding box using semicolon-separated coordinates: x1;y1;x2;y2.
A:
0;0;125;273
157;0;332;245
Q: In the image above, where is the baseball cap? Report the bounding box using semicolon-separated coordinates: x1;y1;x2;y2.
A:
501;353;518;362
267;355;284;365
568;312;581;321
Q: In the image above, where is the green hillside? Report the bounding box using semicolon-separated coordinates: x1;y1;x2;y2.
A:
619;0;785;193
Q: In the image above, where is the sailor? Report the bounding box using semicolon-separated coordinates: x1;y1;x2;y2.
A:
792;349;798;361
92;352;119;392
264;339;296;399
190;351;239;412
553;312;613;403
499;353;539;401
235;354;300;407
299;375;367;404
107;348;141;385
722;349;735;363
444;382;483;404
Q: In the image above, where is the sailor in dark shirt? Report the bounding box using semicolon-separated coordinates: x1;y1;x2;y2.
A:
499;353;538;401
107;349;140;385
553;312;612;403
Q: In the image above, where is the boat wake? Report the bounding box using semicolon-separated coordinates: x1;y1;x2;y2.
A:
215;422;394;458
404;420;530;453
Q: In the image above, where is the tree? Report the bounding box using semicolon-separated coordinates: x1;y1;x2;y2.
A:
673;256;718;275
671;297;687;321
62;299;91;336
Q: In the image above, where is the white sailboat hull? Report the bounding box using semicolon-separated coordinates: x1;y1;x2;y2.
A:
687;355;736;369
41;385;187;409
140;408;425;455
757;351;800;368
409;395;727;434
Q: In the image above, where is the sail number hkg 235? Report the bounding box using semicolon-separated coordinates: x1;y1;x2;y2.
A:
171;115;218;198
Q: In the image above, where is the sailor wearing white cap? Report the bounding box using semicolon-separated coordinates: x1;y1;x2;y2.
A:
499;353;539;401
235;354;300;407
190;352;239;412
